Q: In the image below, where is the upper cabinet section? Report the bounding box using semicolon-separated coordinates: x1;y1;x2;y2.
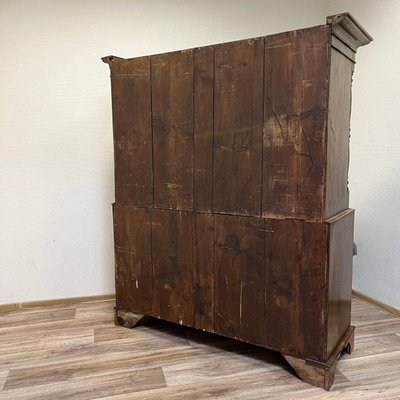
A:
103;13;372;221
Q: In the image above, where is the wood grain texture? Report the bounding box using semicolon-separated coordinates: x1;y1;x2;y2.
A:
325;49;354;218
194;46;214;212
264;219;327;360
113;204;153;315
263;26;329;221
0;373;8;391
0;308;75;328
2;368;165;400
151;50;194;211
151;209;194;325
103;13;372;392
214;215;266;345
282;326;354;390
192;213;215;332
109;57;153;205
0;298;399;399
326;210;355;358
213;38;264;216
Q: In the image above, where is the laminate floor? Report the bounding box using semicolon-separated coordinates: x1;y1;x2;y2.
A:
0;297;399;399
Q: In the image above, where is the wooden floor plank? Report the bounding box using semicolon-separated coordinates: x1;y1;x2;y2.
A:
342;333;400;358
0;327;94;354
0;308;75;328
0;329;190;373
351;305;395;327
0;372;8;391
0;368;166;400
355;319;400;338
94;325;139;342
0;297;398;398
162;352;284;387
91;369;314;400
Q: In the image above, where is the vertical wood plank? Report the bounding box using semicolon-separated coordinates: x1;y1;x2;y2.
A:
151;50;194;211
151;210;194;325
110;57;153;205
194;46;214;212
325;49;353;218
213;38;264;216
113;204;153;315
214;215;241;338
265;219;301;355
215;215;265;345
193;214;215;332
239;217;266;345
263;26;329;220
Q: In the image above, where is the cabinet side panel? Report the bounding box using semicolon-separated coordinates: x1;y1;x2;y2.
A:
111;58;153;205
151;210;194;325
151;51;194;211
325;49;353;218
265;219;327;360
193;213;215;332
301;221;329;361
113;204;153;314
263;26;329;220
213;38;263;216
214;215;266;345
326;210;354;358
194;46;214;212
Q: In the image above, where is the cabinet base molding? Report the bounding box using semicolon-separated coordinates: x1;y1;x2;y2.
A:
283;326;354;390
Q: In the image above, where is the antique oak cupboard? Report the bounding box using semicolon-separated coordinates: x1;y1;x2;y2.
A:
103;13;372;390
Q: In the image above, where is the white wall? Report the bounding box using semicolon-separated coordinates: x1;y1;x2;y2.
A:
328;0;400;309
1;1;398;308
0;0;331;304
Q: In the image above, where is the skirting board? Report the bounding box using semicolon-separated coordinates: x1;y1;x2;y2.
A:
0;290;398;317
352;289;400;317
0;294;116;312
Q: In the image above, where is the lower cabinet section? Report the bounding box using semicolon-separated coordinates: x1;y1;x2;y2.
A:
112;204;354;390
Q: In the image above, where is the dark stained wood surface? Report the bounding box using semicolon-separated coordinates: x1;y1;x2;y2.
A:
151;50;194;211
151;209;194;326
263;26;329;221
264;219;327;360
213;38;264;216
192;213;215;332
325;49;354;218
194;46;214;212
300;219;330;361
109;57;153;206
214;215;266;345
104;13;371;391
112;208;350;363
326;209;355;358
113;204;153;315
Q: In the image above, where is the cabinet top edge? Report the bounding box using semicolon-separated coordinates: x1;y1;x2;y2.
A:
102;13;371;66
327;12;373;47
